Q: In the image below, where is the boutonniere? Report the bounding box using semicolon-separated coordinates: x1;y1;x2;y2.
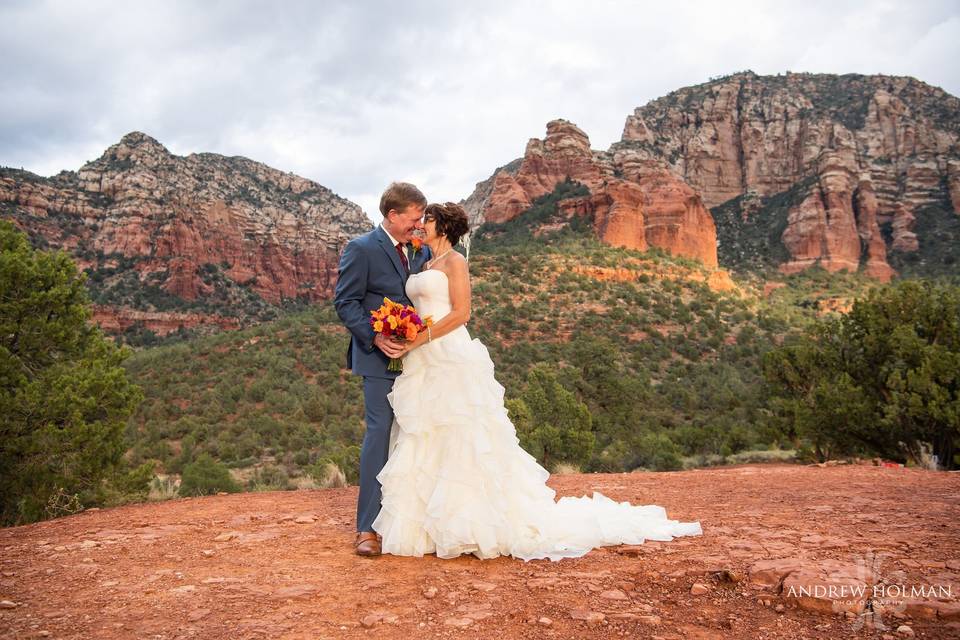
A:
410;236;423;258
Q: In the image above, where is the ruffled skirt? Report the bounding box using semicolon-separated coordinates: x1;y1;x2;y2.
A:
372;326;702;561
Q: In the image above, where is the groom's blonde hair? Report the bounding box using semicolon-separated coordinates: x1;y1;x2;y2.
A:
379;182;427;217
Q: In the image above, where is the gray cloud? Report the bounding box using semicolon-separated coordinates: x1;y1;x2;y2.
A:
2;0;958;219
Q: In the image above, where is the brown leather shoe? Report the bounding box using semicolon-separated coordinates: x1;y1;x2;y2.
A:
355;531;381;557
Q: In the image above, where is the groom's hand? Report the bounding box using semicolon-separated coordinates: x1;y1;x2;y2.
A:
374;333;405;358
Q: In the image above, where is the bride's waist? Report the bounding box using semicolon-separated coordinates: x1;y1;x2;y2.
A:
428;323;469;343
419;307;452;321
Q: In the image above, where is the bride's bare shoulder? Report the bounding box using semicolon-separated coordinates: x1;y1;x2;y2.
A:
440;251;469;280
448;251;469;271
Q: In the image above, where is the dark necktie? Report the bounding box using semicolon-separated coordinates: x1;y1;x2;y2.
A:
395;242;409;272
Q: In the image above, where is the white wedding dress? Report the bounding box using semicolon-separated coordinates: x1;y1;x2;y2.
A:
372;268;702;561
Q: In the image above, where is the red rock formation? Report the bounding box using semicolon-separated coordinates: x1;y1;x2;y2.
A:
779;188;854;276
467;120;718;268
890;203;919;252
626;165;718;268
619;71;960;279
90;305;241;336
484;121;603;223
483;170;534;224
854;180;895;281
947;160;960;214
779;148;895;281
589;185;647;252
625;73;960;211
1;132;370;333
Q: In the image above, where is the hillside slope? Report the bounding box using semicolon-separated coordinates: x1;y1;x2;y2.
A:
120;200;885;492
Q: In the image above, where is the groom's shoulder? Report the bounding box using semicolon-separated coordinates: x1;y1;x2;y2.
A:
347;226;382;250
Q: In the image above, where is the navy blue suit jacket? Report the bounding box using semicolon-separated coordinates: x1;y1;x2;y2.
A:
333;226;431;379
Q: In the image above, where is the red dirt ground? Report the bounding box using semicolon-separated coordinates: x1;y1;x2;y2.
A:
1;463;958;639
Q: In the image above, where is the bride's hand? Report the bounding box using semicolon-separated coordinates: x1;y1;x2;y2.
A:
374;333;405;358
399;329;431;357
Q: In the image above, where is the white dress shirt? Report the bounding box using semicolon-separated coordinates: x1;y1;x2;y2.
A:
380;224;409;262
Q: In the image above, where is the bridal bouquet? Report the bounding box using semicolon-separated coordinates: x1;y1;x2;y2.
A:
370;297;433;372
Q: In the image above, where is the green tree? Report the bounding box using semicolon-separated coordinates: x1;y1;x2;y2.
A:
0;221;144;525
764;280;960;468
632;432;683;471
511;364;594;468
178;453;240;496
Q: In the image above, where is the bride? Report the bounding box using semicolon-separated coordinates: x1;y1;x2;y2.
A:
371;202;702;561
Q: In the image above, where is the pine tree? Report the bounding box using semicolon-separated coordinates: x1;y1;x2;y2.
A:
0;221;144;524
764;280;960;468
511;364;594;469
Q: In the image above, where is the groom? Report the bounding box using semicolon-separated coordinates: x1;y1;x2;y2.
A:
333;182;430;557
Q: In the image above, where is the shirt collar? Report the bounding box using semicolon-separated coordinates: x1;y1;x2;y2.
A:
380;223;403;248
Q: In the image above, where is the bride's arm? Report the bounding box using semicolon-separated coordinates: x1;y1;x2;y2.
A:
402;255;471;353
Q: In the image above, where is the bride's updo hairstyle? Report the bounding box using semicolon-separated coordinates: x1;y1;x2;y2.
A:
424;202;470;245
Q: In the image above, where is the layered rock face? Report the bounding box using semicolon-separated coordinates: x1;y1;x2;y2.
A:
779;147;895;281
1;132;370;334
90;305;241;335
481;121;604;224
620;72;960;279
465;120;718;268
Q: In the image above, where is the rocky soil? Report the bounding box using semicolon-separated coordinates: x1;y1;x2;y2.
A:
1;463;958;639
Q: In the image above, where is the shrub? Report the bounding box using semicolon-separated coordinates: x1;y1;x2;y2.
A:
247;464;292;491
309;461;348;488
178;454;240;496
631;433;683;471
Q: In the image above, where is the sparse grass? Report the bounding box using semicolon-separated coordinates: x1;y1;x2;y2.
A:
724;449;798;465
551;463;581;475
148;475;180;501
310;462;348;489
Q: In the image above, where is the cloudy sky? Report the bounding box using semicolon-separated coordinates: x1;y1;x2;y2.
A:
2;0;958;221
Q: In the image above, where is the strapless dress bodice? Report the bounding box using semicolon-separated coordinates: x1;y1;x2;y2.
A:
406;269;453;324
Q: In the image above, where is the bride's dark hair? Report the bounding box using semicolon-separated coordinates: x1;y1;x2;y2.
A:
424;202;470;245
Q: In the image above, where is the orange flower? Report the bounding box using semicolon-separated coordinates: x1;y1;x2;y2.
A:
369;296;431;372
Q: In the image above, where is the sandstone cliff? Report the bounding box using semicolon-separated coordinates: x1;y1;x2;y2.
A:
620;72;960;280
465;120;719;268
0;132;371;335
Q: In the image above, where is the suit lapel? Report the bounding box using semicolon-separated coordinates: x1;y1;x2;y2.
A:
376;226;408;283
